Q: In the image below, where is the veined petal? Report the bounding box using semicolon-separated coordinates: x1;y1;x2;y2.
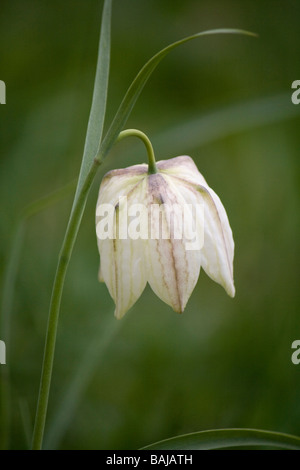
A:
97;163;148;207
146;173;201;313
96;153;235;318
96;176;148;319
161;158;235;298
197;184;235;297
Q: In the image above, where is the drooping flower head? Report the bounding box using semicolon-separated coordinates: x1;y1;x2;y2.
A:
96;155;235;318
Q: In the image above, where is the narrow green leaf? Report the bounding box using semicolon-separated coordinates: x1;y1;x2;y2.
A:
32;2;113;449
141;428;300;450
74;0;112;202
98;28;257;161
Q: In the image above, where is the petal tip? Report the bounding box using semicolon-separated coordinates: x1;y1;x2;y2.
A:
227;282;235;298
173;299;187;314
114;307;125;320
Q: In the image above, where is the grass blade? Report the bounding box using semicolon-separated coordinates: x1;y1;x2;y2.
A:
74;0;112;202
141;428;300;450
31;0;113;449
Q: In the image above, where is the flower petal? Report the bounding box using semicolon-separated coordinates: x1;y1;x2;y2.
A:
160;156;235;297
146;173;201;313
97;163;148;207
96;172;148;318
197;184;235;297
157;155;208;187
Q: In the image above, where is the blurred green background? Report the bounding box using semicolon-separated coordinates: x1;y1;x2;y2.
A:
1;0;300;450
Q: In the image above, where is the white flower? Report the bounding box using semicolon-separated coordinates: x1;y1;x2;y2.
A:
96;156;235;319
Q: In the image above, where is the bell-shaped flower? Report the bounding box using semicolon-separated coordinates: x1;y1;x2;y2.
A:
96;155;235;319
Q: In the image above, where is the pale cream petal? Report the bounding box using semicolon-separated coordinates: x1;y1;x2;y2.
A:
97;163;148;207
96;174;148;318
146;173;201;313
161;157;235;297
96;154;235;317
157;155;208;187
196;184;235;297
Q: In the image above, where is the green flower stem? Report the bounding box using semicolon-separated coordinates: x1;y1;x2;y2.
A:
31;159;101;450
116;129;157;174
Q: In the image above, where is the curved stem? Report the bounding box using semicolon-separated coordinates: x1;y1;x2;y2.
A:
117;129;157;174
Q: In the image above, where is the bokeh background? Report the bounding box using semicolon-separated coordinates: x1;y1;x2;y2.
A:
1;0;300;450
